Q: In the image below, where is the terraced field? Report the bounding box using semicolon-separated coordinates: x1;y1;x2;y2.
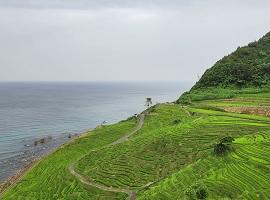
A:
139;92;270;200
75;104;198;190
2;89;270;200
138;109;270;200
74;100;270;199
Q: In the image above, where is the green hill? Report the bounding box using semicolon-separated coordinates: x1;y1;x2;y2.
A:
178;32;270;104
2;32;270;200
193;32;270;89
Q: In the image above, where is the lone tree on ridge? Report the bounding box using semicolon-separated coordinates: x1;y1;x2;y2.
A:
145;97;153;108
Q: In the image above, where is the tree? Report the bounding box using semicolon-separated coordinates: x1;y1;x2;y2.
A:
145;97;153;108
185;182;208;200
214;143;229;155
214;136;234;156
173;119;181;125
220;136;234;144
196;187;208;199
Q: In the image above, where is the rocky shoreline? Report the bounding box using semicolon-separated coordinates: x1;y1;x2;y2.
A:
0;132;83;195
0;155;39;195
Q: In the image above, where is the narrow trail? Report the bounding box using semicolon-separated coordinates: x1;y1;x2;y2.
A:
69;113;146;200
181;106;203;123
69;165;136;199
192;117;203;123
182;106;192;116
110;114;145;146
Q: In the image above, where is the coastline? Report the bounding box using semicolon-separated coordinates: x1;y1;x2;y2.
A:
0;81;189;197
0;130;91;196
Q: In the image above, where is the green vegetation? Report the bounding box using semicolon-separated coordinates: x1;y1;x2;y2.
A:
138;114;270;200
2;32;270;200
192;32;270;89
3;97;270;199
139;31;270;199
75;104;198;189
213;136;234;156
177;87;270;104
185;182;208;200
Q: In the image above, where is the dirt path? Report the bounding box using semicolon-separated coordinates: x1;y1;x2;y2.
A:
69;113;145;200
110;114;145;146
69;165;136;199
182;106;192;116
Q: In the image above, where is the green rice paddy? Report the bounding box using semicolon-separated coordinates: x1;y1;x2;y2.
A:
2;89;270;200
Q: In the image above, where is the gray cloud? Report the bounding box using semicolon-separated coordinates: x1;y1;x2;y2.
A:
0;1;270;81
1;0;270;10
0;0;197;9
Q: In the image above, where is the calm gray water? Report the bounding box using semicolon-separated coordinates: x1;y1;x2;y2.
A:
0;81;192;182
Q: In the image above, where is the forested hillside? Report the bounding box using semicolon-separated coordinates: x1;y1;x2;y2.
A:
193;32;270;89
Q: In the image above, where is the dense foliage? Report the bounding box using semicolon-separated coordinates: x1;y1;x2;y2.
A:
213;142;229;156
193;32;270;89
185;182;208;200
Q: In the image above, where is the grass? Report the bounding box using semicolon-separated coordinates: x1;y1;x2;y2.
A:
75;104;198;189
177;87;270;103
2;89;270;200
137;90;270;199
137;113;270;200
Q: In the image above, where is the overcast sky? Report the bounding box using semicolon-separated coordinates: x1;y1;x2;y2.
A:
0;0;270;82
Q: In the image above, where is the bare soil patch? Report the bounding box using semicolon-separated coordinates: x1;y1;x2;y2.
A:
224;106;270;117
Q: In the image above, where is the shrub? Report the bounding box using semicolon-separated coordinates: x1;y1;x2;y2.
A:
196;186;208;199
185;182;208;200
214;143;229;155
220;136;234;144
173;119;181;125
214;136;234;156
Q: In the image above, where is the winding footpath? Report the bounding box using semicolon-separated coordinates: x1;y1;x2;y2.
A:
69;113;146;200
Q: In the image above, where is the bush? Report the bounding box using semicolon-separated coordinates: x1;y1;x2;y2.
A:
196;187;208;199
220;136;234;144
173;119;181;125
185;182;208;200
214;136;234;156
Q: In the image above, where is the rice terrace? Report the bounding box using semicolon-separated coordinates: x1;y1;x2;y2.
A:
1;31;270;199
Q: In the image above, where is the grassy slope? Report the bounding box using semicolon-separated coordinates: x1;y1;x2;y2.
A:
138;92;270;200
75;104;197;189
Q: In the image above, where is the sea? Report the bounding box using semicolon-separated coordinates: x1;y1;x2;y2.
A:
0;81;192;182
